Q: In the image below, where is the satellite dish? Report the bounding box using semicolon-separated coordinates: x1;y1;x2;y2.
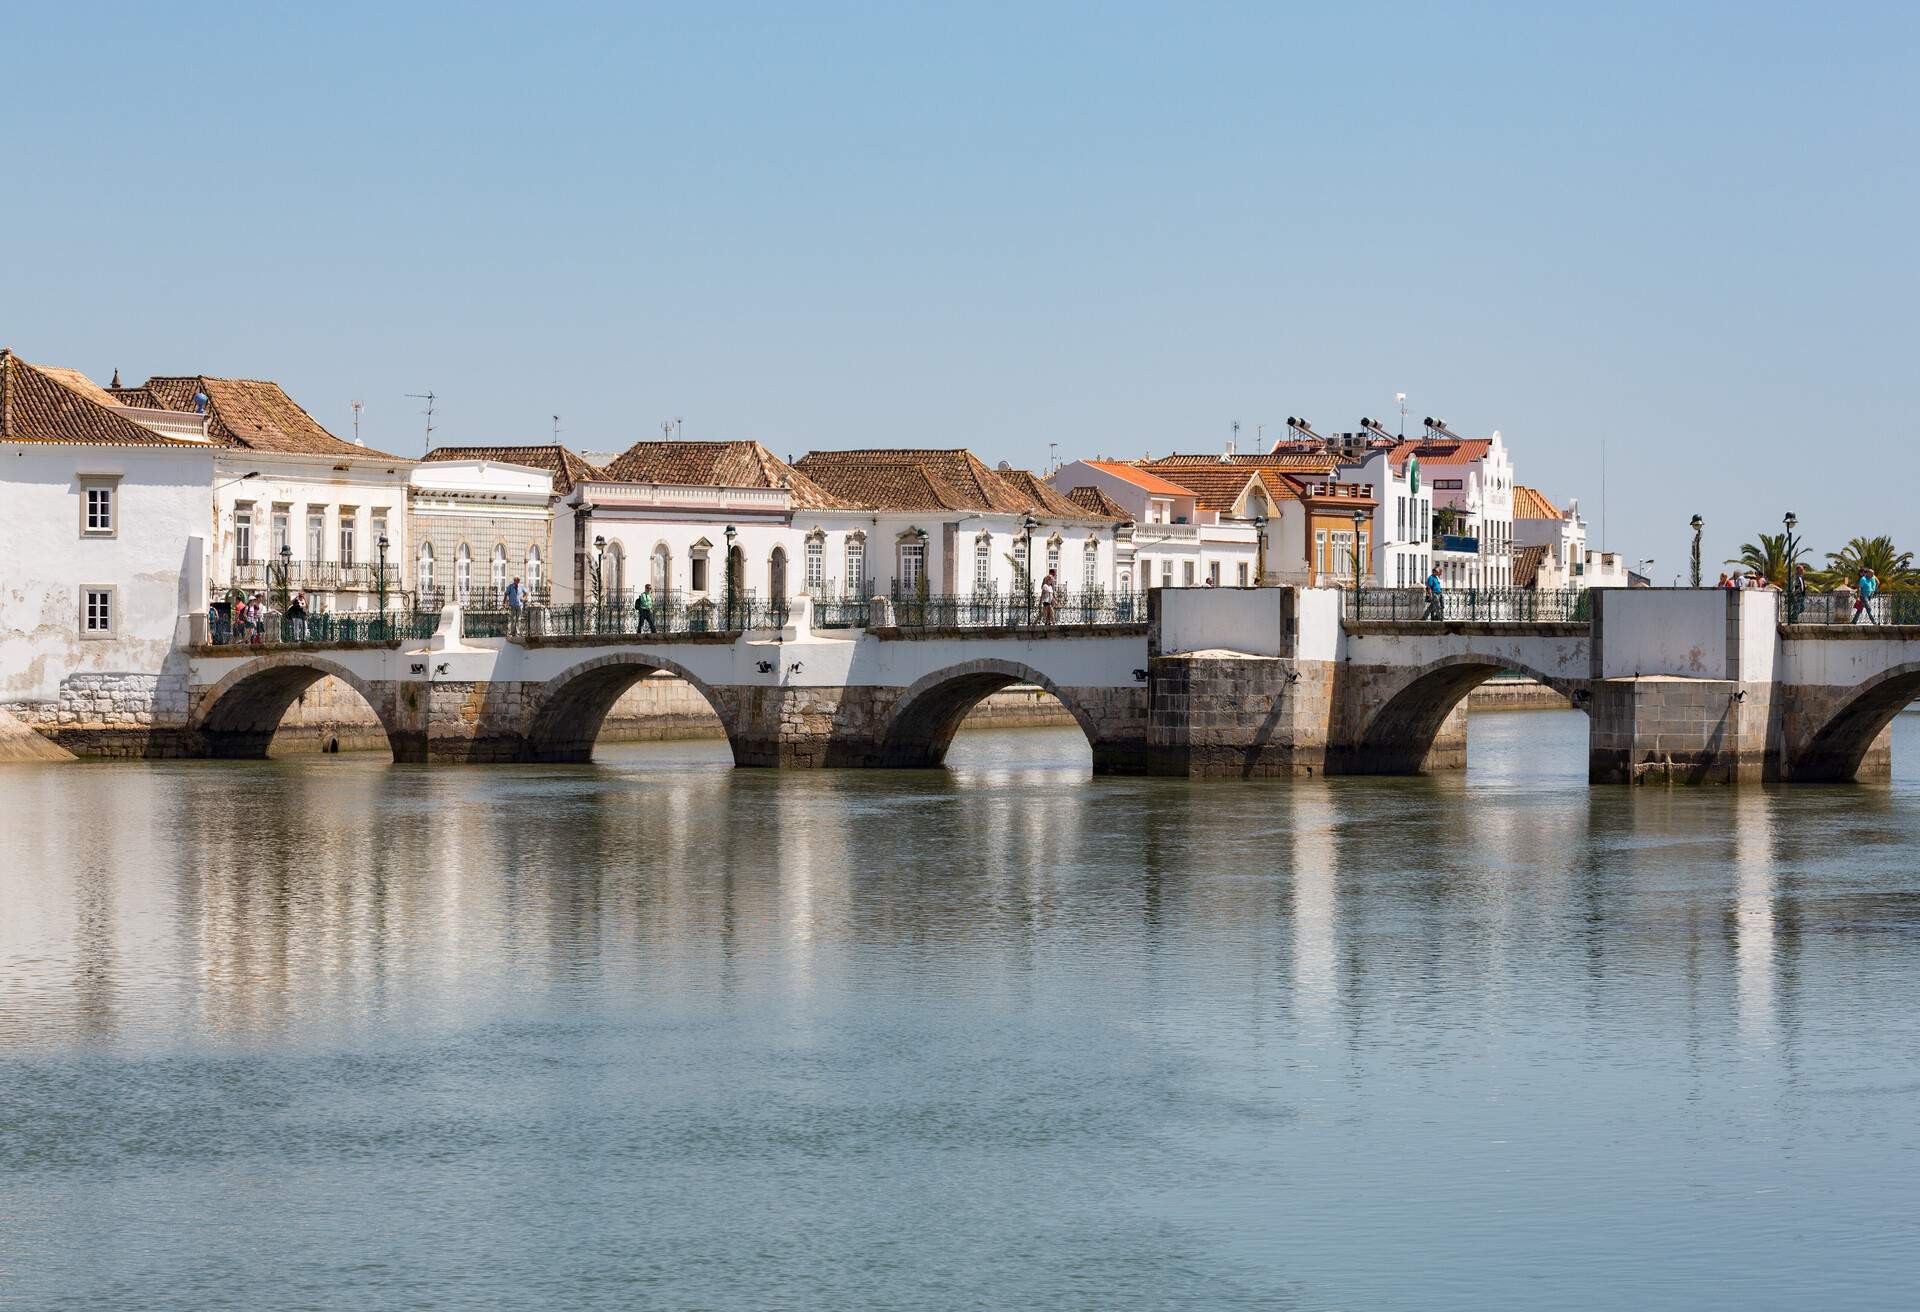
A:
997;460;1011;470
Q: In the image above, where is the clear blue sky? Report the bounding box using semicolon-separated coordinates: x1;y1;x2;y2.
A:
7;2;1914;573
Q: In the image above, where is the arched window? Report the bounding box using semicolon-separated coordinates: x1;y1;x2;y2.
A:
417;542;435;597
1083;539;1099;592
1046;535;1062;579
455;542;472;603
769;545;789;602
525;544;542;596
844;535;866;597
652;543;671;594
604;542;625;598
491;544;508;595
974;535;992;594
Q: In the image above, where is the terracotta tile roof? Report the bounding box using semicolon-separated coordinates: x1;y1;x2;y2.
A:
136;375;399;459
107;385;162;409
1513;543;1550;588
602;440;858;510
996;468;1120;521
422;444;605;496
1138;462;1261;513
1513;485;1561;520
1064;484;1131;519
794;449;1035;513
1151;451;1337;472
1080;460;1196;497
1389;437;1494;466
0;350;198;446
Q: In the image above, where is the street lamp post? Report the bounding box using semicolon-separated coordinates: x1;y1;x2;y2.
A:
1783;511;1803;621
276;543;293;615
1252;514;1267;586
593;534;607;612
1689;515;1703;588
1351;508;1367;593
376;534;389;634
1021;515;1037;621
723;524;737;627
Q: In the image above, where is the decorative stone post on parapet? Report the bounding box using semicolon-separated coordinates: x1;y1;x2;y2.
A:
1585;587;1780;784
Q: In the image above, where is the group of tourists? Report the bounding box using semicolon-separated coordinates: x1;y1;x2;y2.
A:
209;591;312;644
1716;565;1883;623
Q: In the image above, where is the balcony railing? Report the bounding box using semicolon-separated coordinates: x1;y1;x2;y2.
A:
226;559;403;591
1435;534;1481;554
1345;586;1590;623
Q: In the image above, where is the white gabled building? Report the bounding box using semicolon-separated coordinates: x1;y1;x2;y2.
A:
0;350;213;742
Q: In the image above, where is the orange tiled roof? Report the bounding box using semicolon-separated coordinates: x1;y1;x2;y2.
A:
1390;437;1493;466
1513;485;1560;520
996;468;1121;521
0;350;198;446
136;375;400;459
1064;484;1131;519
423;444;605;496
1152;451;1337;472
1138;461;1261;513
602;440;857;510
795;449;1035;513
1513;544;1551;588
1082;460;1196;497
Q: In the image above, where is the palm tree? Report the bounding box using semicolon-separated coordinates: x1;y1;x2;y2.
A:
1814;535;1916;590
1726;532;1804;587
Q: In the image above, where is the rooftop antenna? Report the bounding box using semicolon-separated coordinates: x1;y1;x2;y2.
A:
1048;441;1059;473
1396;392;1408;437
1231;420;1241;455
661;419;674;439
1256;423;1264;449
405;391;436;445
675;417;684;438
350;399;364;446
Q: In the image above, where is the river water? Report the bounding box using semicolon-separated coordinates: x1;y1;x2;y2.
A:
3;709;1918;1310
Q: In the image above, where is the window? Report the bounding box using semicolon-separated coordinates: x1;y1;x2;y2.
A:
339;511;357;566
806;540;825;593
526;545;543;595
1237;562;1249;586
80;586;114;638
81;481;116;536
492;544;508;593
1119;570;1132;594
768;546;788;602
974;537;992;593
235;507;254;564
455;543;473;602
845;539;866;596
1435;478;1463;491
899;542;925;592
1083;541;1099;592
1397;497;1406;542
1160;560;1173;588
306;510;325;562
1315;530;1328;575
652;544;671;594
1046;541;1061;578
1207;561;1220;587
690;545;710;593
1359;532;1370;576
417;542;435;595
1182;560;1195;587
602;542;623;597
272;507;291;557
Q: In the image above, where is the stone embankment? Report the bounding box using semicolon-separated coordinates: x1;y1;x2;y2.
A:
0;707;75;760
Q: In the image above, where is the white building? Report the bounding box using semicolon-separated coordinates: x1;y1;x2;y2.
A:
109;374;413;612
1388;422;1516;589
0;350;212;738
1049;459;1259;588
1333;445;1429;588
1513;486;1631;590
407;458;557;608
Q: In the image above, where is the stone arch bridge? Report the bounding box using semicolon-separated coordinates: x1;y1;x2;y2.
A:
176;589;1920;784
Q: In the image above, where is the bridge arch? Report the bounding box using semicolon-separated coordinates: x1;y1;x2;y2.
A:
522;652;742;763
192;654;407;760
1345;652;1585;775
1789;660;1920;782
869;658;1103;768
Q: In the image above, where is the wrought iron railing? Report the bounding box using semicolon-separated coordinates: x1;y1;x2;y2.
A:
1346;586;1590;623
204;607;441;647
1784;590;1920;626
813;597;872;629
887;590;1145;629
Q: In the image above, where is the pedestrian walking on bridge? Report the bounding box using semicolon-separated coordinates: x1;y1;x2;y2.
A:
505;576;525;636
1424;567;1444;621
1854;567;1880;624
636;583;658;634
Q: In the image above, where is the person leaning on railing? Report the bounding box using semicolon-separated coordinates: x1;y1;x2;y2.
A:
504;576;525;637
